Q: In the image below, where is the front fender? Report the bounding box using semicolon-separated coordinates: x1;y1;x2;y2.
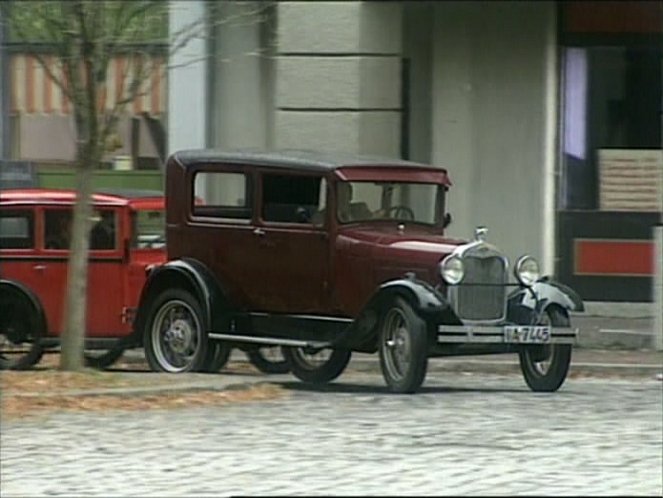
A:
339;276;455;351
377;277;452;317
507;277;584;324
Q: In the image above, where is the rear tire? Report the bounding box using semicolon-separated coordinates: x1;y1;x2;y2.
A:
247;346;290;374
378;297;428;394
84;346;125;370
518;306;573;392
283;347;351;384
202;342;232;372
143;289;209;373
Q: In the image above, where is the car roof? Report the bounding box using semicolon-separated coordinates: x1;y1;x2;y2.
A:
172;148;448;174
0;188;163;208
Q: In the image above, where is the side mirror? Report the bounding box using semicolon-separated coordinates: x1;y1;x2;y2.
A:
443;213;452;229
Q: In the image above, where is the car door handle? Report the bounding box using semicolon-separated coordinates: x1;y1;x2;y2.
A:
33;265;46;272
253;228;266;236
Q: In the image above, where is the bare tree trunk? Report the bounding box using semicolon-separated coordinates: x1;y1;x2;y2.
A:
59;147;97;371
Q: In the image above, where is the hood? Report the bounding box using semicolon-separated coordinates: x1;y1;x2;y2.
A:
337;224;467;284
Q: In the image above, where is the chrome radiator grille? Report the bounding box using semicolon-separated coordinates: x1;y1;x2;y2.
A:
453;254;507;321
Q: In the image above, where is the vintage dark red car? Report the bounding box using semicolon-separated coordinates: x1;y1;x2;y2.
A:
0;188;167;369
132;149;583;393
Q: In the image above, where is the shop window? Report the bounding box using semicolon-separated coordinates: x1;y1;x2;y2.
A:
560;45;661;210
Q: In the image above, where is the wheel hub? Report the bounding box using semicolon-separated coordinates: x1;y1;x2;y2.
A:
165;319;193;354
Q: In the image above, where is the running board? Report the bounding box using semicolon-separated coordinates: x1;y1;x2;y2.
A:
208;332;331;349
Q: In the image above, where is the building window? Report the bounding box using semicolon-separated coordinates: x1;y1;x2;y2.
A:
559;2;662;211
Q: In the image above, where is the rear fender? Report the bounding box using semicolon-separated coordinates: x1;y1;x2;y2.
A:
132;258;234;345
0;279;48;335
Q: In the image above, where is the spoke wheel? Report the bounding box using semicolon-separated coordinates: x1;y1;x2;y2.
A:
518;306;573;392
378;297;428;393
0;290;44;370
247;346;290;374
143;289;209;373
283;347;351;384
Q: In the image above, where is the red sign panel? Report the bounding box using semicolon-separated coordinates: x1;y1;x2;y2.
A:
574;239;655;277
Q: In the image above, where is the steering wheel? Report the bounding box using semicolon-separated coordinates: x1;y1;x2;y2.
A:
385;205;415;221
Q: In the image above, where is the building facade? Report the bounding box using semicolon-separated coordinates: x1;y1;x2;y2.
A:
169;0;662;303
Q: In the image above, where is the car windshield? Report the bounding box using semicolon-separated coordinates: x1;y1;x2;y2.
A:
132;209;166;249
337;181;443;225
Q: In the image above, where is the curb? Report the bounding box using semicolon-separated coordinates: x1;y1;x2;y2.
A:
344;359;662;378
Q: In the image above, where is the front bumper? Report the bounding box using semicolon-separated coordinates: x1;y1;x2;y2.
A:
437;324;577;345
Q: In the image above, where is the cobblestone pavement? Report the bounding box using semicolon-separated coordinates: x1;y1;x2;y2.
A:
1;371;661;497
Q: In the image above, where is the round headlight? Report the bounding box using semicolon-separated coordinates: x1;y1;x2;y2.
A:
440;255;464;285
515;255;540;286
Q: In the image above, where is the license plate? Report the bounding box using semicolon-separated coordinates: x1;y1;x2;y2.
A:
504;326;551;344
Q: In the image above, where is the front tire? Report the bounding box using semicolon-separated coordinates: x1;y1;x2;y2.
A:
378;297;428;394
518;306;573;392
143;289;209;373
283;347;351;384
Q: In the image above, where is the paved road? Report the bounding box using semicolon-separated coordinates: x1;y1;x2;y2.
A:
1;371;661;497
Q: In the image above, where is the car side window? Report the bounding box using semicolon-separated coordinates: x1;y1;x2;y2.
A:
44;209;72;250
262;174;326;225
90;209;117;250
0;210;34;249
192;171;252;221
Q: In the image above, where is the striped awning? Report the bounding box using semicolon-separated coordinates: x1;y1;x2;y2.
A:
10;53;166;117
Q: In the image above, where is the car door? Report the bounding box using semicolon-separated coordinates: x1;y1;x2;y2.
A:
182;165;259;310
0;206;44;316
248;171;330;313
41;206;125;336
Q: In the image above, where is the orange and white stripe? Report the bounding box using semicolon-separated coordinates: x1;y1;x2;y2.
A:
9;52;166;116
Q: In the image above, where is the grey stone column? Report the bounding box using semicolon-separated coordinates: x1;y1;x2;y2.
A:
274;1;402;157
168;0;209;154
208;1;275;150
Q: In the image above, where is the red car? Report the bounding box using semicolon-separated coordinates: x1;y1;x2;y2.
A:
0;188;289;373
0;188;166;369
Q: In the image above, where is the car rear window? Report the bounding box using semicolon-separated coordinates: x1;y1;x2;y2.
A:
192;171;252;221
0;210;34;249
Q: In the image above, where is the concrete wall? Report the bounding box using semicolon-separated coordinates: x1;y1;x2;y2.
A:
431;1;556;270
274;1;402;156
